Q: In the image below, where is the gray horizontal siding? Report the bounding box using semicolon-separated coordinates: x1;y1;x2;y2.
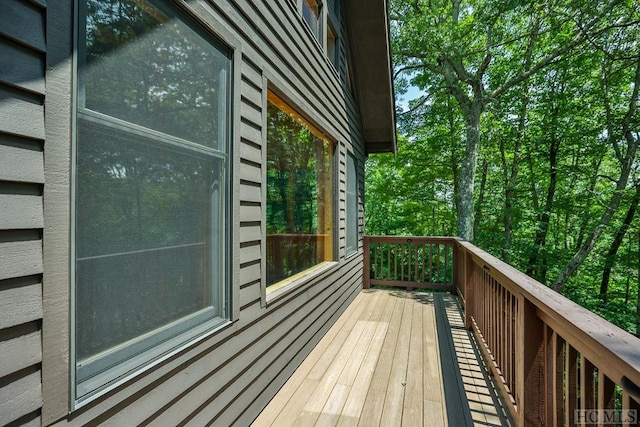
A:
0;136;44;183
0;1;46;425
34;0;370;425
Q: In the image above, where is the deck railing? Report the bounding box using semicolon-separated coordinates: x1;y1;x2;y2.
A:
363;236;456;292
364;236;640;426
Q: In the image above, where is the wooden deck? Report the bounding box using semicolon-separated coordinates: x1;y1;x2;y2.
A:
252;289;512;426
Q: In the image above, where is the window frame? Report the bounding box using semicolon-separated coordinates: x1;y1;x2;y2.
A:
68;0;239;407
262;88;338;302
345;153;359;257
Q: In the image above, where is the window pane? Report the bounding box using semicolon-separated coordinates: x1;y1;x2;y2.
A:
82;0;230;150
302;0;321;40
346;155;358;255
75;119;221;360
327;24;338;67
266;94;334;286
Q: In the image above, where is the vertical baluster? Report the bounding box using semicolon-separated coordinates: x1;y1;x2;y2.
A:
393;243;397;281
544;326;552;426
407;242;412;287
485;272;496;359
421;243;425;283
428;244;433;283
517;298;546;426
622;391;640;426
597;371;615;411
580;355;595;424
386;242;391;281
414;244;419;284
553;333;565;426
565;345;578;427
506;290;512;394
436;244;441;282
491;277;497;356
485;268;490;340
444;244;449;284
373;241;378;281
498;284;504;378
464;250;475;330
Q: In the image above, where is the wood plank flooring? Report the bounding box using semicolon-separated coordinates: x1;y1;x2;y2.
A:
252;289;512;427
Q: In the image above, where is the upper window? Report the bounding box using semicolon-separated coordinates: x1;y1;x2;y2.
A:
326;22;338;68
266;91;334;289
302;0;322;40
346;154;358;256
74;0;232;401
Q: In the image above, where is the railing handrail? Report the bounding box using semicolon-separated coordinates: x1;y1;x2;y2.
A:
457;240;640;390
365;235;458;243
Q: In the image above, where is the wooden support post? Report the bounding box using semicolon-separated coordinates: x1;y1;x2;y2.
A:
464;250;475;330
452;242;461;297
516;297;546;426
363;236;370;289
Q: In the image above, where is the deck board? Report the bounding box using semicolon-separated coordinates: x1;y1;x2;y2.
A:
252;289;512;427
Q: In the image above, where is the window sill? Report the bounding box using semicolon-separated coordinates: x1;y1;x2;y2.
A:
266;261;338;303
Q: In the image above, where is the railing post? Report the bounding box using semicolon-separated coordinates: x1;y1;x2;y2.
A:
464;249;475;330
363;236;370;289
516;297;546;426
452;241;460;295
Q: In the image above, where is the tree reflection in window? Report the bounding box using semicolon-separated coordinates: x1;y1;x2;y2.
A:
82;0;229;150
266;92;334;286
74;0;231;398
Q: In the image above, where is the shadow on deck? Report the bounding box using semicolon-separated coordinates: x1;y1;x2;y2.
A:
252;289;513;426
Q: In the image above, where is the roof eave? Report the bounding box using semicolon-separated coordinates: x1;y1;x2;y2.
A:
346;0;397;155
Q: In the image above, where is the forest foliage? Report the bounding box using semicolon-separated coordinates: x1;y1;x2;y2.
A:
366;0;640;334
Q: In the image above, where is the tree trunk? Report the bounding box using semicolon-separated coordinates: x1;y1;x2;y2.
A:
456;102;482;241
474;158;488;240
574;158;603;250
599;184;640;302
526;130;559;282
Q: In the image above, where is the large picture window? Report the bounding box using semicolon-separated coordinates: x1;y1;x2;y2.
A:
74;0;231;400
266;92;334;288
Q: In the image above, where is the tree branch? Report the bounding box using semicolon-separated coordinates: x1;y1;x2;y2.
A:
490;0;624;100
